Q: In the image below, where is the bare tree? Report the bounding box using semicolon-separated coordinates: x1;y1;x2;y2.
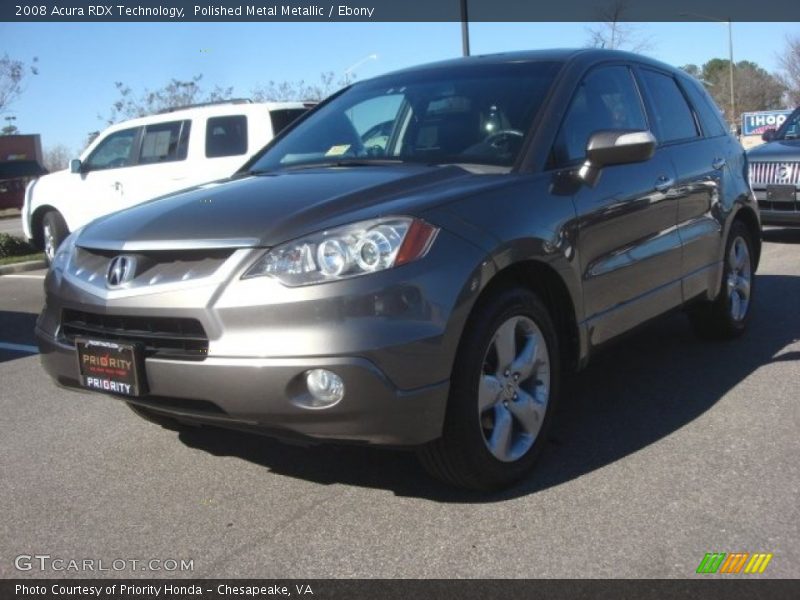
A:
43;144;74;172
0;54;38;115
585;0;652;53
103;74;233;124
251;72;350;103
778;34;800;107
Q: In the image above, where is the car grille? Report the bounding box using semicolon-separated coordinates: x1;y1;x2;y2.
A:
60;309;209;360
749;161;800;186
69;247;234;289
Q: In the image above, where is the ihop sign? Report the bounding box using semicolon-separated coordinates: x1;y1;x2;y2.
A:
742;110;793;136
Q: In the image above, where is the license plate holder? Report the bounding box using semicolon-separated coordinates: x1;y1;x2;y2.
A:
766;184;796;203
76;338;146;397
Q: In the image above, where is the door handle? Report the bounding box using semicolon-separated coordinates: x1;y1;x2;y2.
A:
654;175;674;192
712;157;726;170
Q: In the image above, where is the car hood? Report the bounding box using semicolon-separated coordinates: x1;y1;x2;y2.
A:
747;139;800;162
78;164;504;250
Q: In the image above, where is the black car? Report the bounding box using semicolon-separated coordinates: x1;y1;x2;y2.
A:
748;106;800;226
37;49;760;490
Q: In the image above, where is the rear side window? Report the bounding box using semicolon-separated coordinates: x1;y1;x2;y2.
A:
138;120;190;164
206;115;248;158
552;65;648;166
270;109;307;136
638;69;699;143
680;77;727;138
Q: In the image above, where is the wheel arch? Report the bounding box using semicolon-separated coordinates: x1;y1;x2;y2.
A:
30;205;66;249
463;258;584;374
731;205;761;269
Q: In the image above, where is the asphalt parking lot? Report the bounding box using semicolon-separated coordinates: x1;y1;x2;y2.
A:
1;229;798;579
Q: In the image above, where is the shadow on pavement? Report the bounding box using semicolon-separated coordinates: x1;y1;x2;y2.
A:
0;310;38;364
178;274;800;502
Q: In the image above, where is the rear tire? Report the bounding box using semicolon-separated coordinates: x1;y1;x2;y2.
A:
418;287;560;491
41;211;69;267
688;221;755;340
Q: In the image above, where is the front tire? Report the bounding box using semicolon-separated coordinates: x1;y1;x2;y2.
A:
41;211;69;266
688;221;755;340
419;287;560;490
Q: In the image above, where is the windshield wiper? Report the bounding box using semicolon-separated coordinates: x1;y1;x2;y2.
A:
267;159;404;171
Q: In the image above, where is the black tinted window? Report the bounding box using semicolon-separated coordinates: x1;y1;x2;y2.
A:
270;109;308;136
680;78;726;138
552;66;647;166
85;128;139;171
206;115;248;158
639;70;699;143
138;120;190;164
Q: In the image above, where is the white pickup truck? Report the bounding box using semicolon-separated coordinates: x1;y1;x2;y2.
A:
23;99;313;263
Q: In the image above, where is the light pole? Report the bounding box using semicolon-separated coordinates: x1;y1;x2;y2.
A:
727;20;736;130
461;0;470;56
343;54;378;85
682;13;736;131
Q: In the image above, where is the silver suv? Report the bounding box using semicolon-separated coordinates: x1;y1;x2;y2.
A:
748;106;800;226
36;50;760;490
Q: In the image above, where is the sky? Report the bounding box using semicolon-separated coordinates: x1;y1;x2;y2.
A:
2;21;799;154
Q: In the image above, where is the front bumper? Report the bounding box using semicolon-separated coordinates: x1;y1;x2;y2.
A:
753;187;800;227
36;228;489;446
37;326;448;445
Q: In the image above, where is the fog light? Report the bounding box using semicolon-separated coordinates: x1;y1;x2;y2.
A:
305;369;345;407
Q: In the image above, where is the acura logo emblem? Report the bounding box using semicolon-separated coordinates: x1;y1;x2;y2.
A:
106;255;137;288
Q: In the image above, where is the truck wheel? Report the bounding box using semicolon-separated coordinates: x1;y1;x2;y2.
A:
41;211;69;266
688;221;755;340
418;287;560;490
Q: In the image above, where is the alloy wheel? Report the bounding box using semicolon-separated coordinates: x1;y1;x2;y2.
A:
726;236;752;322
479;315;551;462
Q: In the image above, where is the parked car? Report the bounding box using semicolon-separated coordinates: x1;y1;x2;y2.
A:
0;134;48;210
36;49;760;490
747;106;800;226
22;100;313;263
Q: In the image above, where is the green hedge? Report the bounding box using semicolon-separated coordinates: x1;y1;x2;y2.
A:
0;233;37;258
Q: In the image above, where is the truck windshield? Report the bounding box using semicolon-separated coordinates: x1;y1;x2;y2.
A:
775;109;800;140
248;61;563;171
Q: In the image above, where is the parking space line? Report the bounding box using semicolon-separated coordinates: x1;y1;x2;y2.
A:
0;342;38;354
0;274;45;279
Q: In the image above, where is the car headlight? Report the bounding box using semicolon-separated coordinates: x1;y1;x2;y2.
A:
51;230;80;272
243;217;439;286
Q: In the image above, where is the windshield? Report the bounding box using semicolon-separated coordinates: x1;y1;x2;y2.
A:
248;61;563;172
775;109;800;140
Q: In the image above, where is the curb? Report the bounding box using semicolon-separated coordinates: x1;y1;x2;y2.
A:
0;260;47;275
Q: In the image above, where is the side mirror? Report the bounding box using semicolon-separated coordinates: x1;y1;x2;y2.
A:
578;130;657;187
761;128;776;142
70;159;82;174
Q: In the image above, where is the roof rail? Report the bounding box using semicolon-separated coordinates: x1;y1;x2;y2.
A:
157;98;253;114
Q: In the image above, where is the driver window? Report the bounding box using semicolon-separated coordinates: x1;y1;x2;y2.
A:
552;66;647;167
84;128;139;171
